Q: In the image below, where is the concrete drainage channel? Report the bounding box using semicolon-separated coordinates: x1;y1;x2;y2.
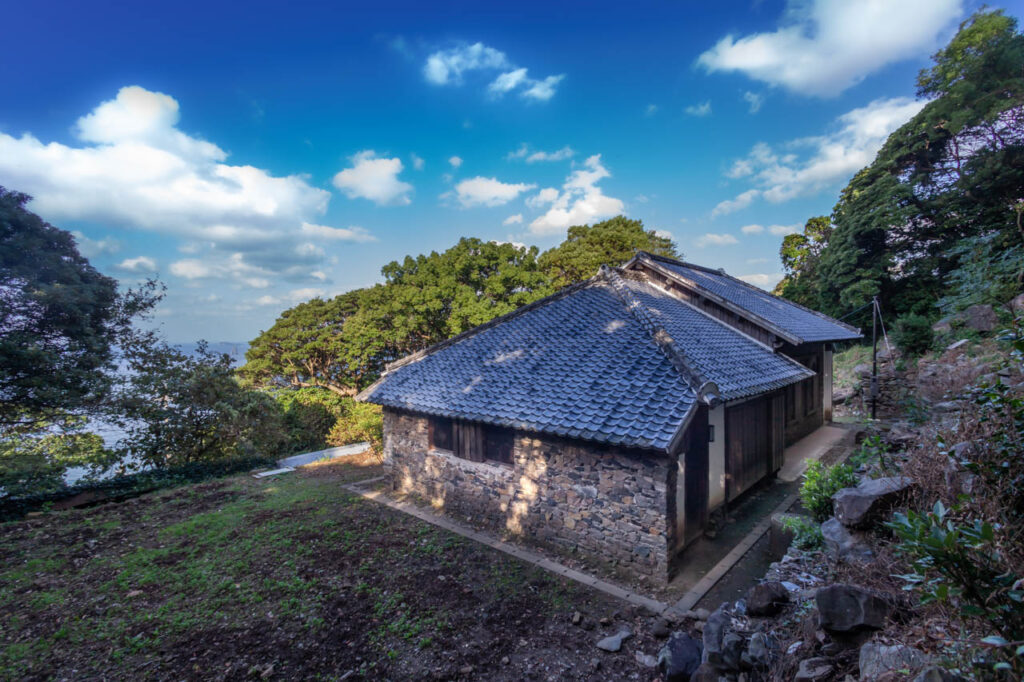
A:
342;475;796;620
251;442;370;479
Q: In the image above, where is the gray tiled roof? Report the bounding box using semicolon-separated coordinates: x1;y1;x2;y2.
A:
638;253;861;343
359;268;812;452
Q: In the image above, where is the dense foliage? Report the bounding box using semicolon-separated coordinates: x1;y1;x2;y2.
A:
775;10;1024;329
800;460;857;522
242;216;679;395
0;187;159;433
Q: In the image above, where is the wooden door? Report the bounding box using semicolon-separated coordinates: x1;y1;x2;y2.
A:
676;407;709;548
770;392;786;473
725;397;771;501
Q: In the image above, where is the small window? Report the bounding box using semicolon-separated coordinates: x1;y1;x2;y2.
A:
429;416;453;452
485;425;515;466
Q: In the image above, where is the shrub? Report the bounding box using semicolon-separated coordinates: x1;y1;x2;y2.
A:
893;312;934;356
327;402;383;457
800;460;857;522
781;515;824;550
275;388;352;454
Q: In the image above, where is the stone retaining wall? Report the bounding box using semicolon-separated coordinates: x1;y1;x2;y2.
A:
383;408;676;582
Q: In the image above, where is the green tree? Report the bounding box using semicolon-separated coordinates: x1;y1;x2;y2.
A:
240;291;368;396
775;216;832;307
538;216;679;287
0;187;159;433
114;341;287;469
779;10;1024;326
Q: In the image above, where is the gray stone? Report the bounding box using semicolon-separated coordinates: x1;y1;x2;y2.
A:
816;584;891;633
596;627;632;652
693;607;711;621
700;605;729;666
742;632;774;670
770;513;800;555
650;617;671;638
795;657;834;682
833;385;855;405
859;642;930;681
963;304;997;332
689;662;723;682
946;338;969;351
721;632;745;671
913;666;967;682
833;476;913;529
634;650;658;668
932;400;963;414
657;631;702;681
745;581;790;617
821;517;874;564
932;317;954;334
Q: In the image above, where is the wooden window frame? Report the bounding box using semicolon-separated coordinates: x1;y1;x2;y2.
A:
429;417;514;467
428;416;454;452
803;355;819;418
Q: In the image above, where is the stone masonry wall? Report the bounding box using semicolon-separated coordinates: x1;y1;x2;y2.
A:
383;408;676;582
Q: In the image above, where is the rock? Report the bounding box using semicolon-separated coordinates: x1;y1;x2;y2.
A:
854;363;873;378
932;400;963;413
721;632;745;671
795;657;833;682
693;607;711;621
650;617;670;638
859;642;930;681
458;664;474;675
700;606;729;666
833;386;855;405
126;590;144;598
1010;293;1024;315
943;451;978;497
742;632;774;669
596;628;632;652
657;632;702;681
689;662;723;682
946;338;969;351
914;666;967;682
833;476;913;529
634;650;658;668
821;517;874;564
599;616;612;626
500;656;509;665
571;611;582;625
932;317;954;334
770;513;802;555
963;304;997;332
745;581;790;617
816;584;891;634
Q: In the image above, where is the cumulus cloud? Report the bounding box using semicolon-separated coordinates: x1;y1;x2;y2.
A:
769;224;801;235
448;155;463;168
503;214;523;225
711;189;761;217
697;0;962;97
739;273;784;289
723;97;926;205
743;91;764;113
332;150;413;205
423;41;564;101
695;233;739;247
452;177;536;207
0;85;369;293
300;222;376;243
114;256;158;273
685;101;713;117
506;144;575;163
410;153;425;170
741;224;764;234
528;155;625;236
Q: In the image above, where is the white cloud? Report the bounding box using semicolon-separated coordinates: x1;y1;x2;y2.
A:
654;229;674;240
695;233;739;247
741;224;765;234
503;213;524;225
169;253;271;288
0;87;337;253
528;155;625;236
747;257;770;264
739;273;784;289
489;68;529;94
114;256;158;273
743;91;764;113
424;42;510;85
423;42;564;101
170;259;212;280
332;150;413;205
522;75;565;101
506;144;575;163
697;0;962;97
725;97;926;204
410;153;425;170
300;222;376;242
685;101;713;117
712;189;760;217
72;231;121;258
769;224;801;235
526;187;560;209
448;155;463;169
645;104;659;116
452;177;536;207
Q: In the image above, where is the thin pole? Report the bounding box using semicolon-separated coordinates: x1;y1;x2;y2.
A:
870;297;878;420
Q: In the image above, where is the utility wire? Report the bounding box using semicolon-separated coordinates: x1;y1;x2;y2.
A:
838;300;874;322
875;298;895;359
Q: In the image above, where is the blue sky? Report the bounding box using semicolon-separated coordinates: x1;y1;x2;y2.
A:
1;0;1014;342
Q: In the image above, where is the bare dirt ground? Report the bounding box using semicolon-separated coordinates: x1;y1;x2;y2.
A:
0;455;672;681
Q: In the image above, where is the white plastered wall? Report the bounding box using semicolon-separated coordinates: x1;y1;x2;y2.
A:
708;404;726;510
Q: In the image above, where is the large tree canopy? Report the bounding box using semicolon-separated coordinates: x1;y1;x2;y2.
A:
538;216;678;287
778;10;1024;327
0;188;157;433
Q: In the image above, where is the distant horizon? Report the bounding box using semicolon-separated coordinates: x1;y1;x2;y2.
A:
0;0;996;341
